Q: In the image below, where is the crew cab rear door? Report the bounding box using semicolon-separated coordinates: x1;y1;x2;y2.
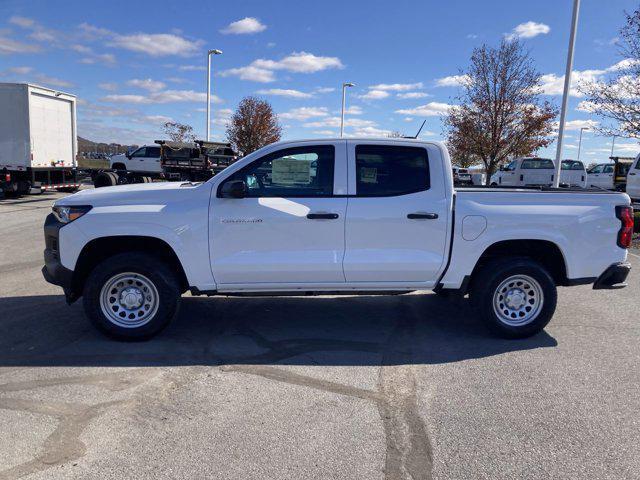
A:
343;141;449;285
627;154;640;200
209;140;348;285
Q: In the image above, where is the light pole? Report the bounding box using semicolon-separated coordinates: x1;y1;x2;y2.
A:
553;0;581;187
577;127;589;161
206;49;223;141
340;82;355;138
610;135;618;157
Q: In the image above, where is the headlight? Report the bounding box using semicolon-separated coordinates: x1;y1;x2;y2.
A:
52;205;92;223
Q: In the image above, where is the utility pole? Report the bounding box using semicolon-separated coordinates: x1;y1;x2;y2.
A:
553;0;581;188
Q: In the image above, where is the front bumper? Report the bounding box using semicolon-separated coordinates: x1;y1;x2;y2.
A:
593;262;631;290
42;213;77;302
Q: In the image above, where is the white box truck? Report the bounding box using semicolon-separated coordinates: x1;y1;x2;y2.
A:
0;83;80;195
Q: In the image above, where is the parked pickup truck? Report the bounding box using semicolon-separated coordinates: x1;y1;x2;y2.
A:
42;139;633;340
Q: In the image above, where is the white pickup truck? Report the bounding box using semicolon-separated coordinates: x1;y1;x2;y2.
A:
43;139;633;340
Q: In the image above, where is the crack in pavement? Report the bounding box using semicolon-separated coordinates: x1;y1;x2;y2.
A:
0;369;159;479
219;306;434;480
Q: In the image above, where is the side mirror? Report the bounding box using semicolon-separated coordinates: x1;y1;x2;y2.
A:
220;179;247;198
499;165;505;171
125;153;131;159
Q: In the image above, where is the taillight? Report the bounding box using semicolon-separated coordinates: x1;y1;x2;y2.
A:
615;206;634;249
4;173;10;182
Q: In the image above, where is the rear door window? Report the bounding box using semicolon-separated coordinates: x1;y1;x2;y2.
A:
355;145;429;196
146;147;161;157
561;160;584;171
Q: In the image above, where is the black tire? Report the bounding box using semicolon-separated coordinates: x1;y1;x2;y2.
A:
56;187;80;193
93;171;118;188
82;252;181;340
470;257;557;338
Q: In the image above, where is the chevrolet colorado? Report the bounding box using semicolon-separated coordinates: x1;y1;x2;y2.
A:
43;139;633;340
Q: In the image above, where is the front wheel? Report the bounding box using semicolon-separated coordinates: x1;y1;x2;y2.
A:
470;257;557;338
83;253;181;340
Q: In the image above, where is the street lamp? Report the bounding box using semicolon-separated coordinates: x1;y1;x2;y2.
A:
553;0;581;187
206;49;223;141
577;127;589;161
610;135;618;157
340;82;355;138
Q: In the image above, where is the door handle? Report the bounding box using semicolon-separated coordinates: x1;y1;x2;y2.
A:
306;213;339;220
407;212;439;220
630;173;637;176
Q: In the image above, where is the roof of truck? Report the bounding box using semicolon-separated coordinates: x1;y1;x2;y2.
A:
0;82;76;98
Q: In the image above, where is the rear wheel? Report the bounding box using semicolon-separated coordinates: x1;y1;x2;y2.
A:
83;253;181;340
470;257;557;338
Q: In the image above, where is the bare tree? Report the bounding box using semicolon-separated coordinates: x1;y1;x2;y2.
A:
444;40;558;184
579;7;640;138
226;96;282;155
162;122;196;142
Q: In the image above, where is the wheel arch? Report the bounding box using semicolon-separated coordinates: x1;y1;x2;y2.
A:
466;239;569;294
111;162;126;171
71;236;189;299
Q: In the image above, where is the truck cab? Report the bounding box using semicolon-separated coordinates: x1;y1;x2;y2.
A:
490;157;555;187
560;160;587;188
110;145;162;174
587;163;615;189
626;153;640;201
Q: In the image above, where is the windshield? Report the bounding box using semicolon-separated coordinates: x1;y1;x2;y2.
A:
521;158;555;169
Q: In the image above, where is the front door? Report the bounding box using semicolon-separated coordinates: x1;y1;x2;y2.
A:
343;142;449;285
209;142;348;286
627;155;640;199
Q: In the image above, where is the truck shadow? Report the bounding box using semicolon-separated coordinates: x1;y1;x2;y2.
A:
0;293;557;367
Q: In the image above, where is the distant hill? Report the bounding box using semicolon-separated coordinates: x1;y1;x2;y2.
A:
77;136;137;154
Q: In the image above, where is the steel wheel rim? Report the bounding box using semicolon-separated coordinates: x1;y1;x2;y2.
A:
492;274;544;327
99;272;159;328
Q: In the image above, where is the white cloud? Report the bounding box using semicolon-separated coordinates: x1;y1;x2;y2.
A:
0;36;42;54
279;107;329;120
79;53;116;65
143;115;173;124
256;88;313;98
557;119;599;131
221;52;343;82
304;117;376;129
109;33;202;57
9;16;35;28
220;17;267;35
35;74;73;88
3;66;33;75
506;21;550;40
395;102;451;116
178;64;206;71
312;130;335;135
397;92;429;99
220;65;275;82
435;75;469;87
369;82;424;91
358;89;390;100
344;105;363;115
315;87;335;93
127;78;166;91
98;82;117;91
253;52;343;73
102;89;222;104
349;126;393;137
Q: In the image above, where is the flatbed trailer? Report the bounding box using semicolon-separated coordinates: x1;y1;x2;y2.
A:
156;140;237;182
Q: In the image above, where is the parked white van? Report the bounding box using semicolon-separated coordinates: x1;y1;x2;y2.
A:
560;160;587;188
490;157;555;187
587;163;615;190
627;153;640;200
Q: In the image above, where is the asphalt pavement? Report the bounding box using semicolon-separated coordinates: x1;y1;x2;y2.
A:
0;190;639;480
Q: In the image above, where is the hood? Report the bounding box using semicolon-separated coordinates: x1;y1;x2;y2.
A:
56;181;209;207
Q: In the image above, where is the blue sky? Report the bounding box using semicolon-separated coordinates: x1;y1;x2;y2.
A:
0;0;638;162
